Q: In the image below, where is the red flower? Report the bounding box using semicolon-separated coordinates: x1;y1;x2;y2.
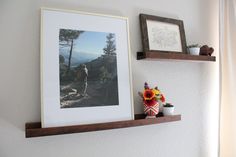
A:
143;89;155;100
144;98;157;106
160;94;165;102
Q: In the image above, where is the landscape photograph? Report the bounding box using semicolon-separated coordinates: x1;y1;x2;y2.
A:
59;28;119;108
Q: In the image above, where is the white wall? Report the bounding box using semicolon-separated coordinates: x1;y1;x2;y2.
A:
0;0;219;157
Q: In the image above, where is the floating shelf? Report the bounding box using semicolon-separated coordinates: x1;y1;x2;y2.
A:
137;51;216;62
25;114;181;138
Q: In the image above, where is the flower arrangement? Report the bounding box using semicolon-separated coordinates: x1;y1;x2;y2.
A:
139;82;166;118
139;82;165;106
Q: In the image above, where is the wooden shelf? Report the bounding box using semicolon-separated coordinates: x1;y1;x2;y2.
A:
25;114;181;138
137;51;216;62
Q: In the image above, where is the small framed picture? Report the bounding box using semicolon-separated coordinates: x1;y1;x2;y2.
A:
140;14;187;54
41;8;134;127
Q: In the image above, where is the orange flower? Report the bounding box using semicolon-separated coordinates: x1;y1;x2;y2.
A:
143;89;155;100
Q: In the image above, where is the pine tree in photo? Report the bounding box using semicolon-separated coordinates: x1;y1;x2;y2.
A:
103;33;116;55
59;29;84;74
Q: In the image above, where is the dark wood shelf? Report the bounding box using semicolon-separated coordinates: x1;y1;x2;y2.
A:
137;51;216;62
25;114;181;138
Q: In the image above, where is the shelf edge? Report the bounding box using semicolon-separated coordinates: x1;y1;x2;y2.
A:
25;114;181;138
136;51;216;62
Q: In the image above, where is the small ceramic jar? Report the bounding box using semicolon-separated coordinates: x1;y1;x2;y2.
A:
163;105;174;116
189;47;200;55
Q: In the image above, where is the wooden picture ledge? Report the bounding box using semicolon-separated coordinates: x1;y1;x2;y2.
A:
137;51;216;62
25;114;181;138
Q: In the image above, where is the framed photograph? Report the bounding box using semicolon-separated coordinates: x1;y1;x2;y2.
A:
41;8;134;128
140;14;187;53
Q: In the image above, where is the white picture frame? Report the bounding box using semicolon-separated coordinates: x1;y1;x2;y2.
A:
41;8;134;128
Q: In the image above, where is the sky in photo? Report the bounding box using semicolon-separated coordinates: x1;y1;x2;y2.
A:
74;31;111;55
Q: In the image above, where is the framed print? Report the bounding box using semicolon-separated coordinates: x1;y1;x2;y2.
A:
140;14;187;54
41;8;134;128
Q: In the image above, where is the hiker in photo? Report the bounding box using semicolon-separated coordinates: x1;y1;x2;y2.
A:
80;64;88;96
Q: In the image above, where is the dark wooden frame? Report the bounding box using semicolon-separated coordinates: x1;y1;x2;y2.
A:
140;14;187;54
